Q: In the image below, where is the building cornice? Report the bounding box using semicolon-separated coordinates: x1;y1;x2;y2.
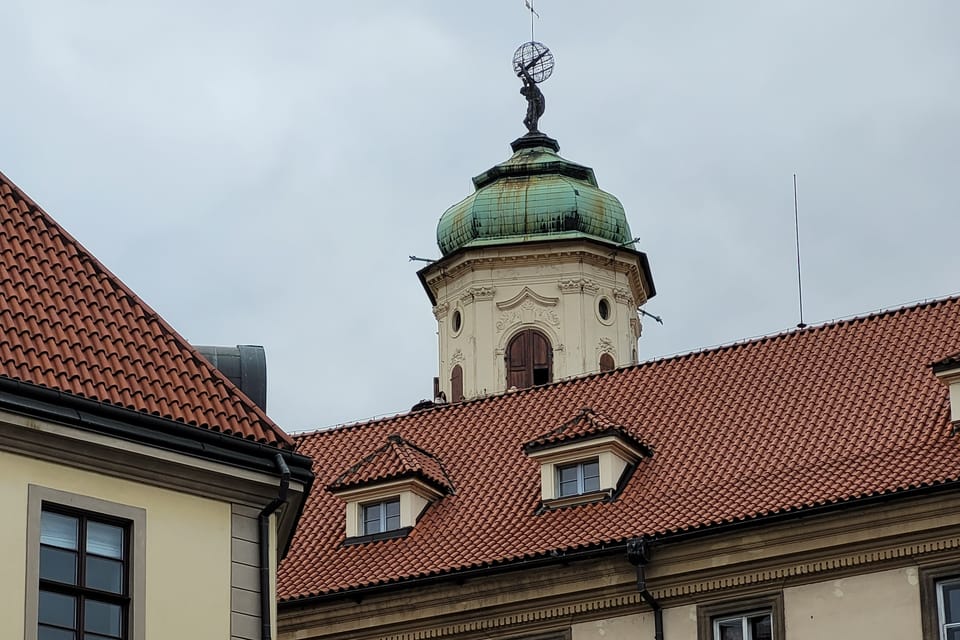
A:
279;489;960;639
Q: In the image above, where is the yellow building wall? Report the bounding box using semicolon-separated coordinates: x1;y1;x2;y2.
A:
784;567;922;640
571;605;698;640
571;569;920;640
0;448;232;639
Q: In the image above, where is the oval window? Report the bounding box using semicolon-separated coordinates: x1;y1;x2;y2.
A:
451;309;462;334
598;298;611;321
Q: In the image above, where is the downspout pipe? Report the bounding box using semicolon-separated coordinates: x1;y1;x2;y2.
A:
627;539;664;640
259;453;290;640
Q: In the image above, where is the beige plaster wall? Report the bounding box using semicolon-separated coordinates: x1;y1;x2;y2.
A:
571;569;920;640
0;448;232;639
784;567;922;640
571;605;697;640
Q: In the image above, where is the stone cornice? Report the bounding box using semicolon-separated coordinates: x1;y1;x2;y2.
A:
279;492;960;640
424;248;649;308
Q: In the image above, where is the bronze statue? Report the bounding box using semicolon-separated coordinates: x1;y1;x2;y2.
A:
519;67;545;133
512;42;554;135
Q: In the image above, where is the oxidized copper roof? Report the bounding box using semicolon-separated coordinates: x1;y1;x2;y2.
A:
0;171;293;448
328;435;453;494
280;296;960;600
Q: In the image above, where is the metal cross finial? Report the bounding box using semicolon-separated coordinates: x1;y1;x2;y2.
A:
524;0;539;41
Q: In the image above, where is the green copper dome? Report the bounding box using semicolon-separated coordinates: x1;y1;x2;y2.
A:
436;136;633;256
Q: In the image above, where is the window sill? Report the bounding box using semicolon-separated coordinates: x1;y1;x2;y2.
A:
539;489;614;511
342;526;413;547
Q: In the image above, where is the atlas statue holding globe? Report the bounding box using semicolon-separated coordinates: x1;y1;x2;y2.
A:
512;41;555;134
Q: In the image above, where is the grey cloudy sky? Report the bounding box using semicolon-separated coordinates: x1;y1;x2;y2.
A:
2;1;958;431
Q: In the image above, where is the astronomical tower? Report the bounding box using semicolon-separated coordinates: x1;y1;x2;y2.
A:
417;41;655;402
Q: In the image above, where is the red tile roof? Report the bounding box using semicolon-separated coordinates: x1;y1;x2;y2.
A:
523;406;652;455
280;296;960;600
328;434;453;494
0;171;293;448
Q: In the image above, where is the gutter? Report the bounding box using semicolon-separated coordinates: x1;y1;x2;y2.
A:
259;453;290;640
0;376;313;480
627;539;663;640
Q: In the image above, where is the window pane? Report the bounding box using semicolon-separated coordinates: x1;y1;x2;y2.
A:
558;478;578;496
749;614;772;640
945;583;960;624
40;546;78;584
558;464;579;496
363;504;382;534
41;512;78;550
38;627;75;640
947;628;960;640
583;461;600;480
39;590;76;628
86;522;124;559
85;556;124;594
717;619;743;640
84;634;117;640
582;461;601;493
385;499;400;519
84;600;122;636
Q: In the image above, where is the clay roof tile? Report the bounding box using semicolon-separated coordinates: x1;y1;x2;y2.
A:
0;171;293;448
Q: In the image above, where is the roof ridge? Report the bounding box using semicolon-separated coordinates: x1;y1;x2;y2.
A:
0;170;293;448
292;293;960;441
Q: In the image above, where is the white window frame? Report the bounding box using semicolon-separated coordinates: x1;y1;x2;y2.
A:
556;458;600;497
25;485;146;640
938;578;960;640
361;497;401;536
712;609;773;639
696;593;783;640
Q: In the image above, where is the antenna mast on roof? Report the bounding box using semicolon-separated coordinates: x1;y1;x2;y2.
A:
793;173;807;329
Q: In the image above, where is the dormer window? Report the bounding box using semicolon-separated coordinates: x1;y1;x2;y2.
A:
362;498;401;535
557;459;600;497
934;353;960;430
523;407;652;509
328;435;454;544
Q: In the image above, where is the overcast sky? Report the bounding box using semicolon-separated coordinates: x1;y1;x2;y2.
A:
2;2;958;431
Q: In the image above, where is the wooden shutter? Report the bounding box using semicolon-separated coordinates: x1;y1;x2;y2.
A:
506;330;553;389
599;353;615;372
450;365;464;402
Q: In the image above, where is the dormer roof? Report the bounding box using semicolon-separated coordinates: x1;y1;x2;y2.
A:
328;435;453;495
523;406;652;456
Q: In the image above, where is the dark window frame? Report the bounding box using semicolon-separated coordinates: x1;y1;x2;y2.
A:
696;592;784;640
26;485;146;640
920;564;960;640
37;502;132;640
38;504;131;640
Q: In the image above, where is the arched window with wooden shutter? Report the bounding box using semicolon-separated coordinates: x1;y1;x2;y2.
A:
505;329;552;390
450;364;464;402
599;353;615;372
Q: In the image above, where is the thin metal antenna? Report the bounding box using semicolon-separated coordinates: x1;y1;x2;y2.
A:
793;173;807;329
408;255;436;263
524;0;539;41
